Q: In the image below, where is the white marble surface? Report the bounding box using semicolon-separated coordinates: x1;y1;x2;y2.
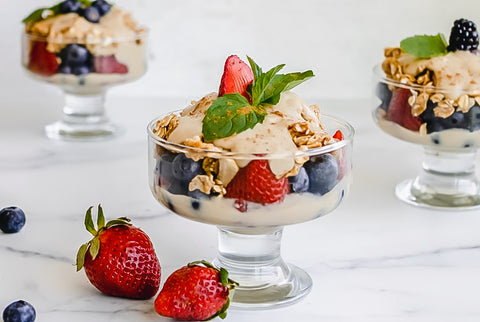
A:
2;93;480;322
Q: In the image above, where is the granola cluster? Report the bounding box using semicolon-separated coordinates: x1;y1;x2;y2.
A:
382;47;480;118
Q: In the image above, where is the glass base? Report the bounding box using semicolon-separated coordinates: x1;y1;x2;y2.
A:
396;179;480;210
213;227;312;309
45;120;124;141
395;147;480;210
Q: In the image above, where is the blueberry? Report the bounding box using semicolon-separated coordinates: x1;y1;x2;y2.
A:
2;300;36;322
468;105;480;131
167;180;189;195
91;0;111;15
375;82;392;111
288;167;309;193
188;189;209;200
444;111;468;129
83;6;101;23
172;154;203;182
420;100;436;123
305;154;339;195
72;65;91;76
59;0;82;14
156;153;176;186
0;207;26;233
57;64;72;74
59;44;90;67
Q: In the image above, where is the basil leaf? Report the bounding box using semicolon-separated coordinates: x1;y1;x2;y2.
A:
202;94;261;141
400;33;448;58
22;3;62;24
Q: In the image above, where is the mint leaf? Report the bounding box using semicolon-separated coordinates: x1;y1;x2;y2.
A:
22;3;62;24
202;94;266;141
400;33;448;58
247;56;314;106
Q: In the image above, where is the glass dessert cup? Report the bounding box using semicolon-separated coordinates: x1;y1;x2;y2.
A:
373;64;480;210
21;30;148;141
148;112;354;309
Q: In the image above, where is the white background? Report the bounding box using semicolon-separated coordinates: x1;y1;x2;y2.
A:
2;0;480;103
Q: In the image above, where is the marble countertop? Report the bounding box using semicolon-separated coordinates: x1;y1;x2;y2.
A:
1;95;480;322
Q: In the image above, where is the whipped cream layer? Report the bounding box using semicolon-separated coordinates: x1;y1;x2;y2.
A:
390;50;480;99
27;7;143;55
167;91;331;176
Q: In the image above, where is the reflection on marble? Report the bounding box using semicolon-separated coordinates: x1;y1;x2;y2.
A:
1;97;480;321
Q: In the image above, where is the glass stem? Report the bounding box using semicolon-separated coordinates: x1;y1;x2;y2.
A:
62;92;107;125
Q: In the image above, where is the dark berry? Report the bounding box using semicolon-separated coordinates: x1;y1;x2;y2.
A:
188;189;209;200
59;44;90;66
91;0;112;15
156;153;176;186
0;207;26;233
167;180;189;195
58;64;72;74
83;6;101;23
2;300;36;322
172;154;203;182
59;0;82;14
288;167;310;193
443;111;468;129
468;105;480;131
305;154;339;195
375;82;392;111
448;18;479;52
72;65;91;75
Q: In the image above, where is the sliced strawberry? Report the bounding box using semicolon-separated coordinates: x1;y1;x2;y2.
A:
28;41;58;76
93;55;128;74
218;55;254;99
386;88;422;131
333;130;343;140
225;160;290;210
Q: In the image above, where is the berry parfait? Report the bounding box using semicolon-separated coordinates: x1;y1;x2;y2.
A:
148;55;354;308
22;0;147;140
373;18;480;209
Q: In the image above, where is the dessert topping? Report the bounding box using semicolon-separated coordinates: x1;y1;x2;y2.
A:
202;56;314;141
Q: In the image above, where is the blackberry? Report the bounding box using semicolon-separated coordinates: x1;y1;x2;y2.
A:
447;18;479;52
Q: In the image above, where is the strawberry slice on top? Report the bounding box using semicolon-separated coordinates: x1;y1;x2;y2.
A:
218;55;254;99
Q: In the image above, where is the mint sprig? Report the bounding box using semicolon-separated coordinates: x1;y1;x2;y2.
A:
202;56;313;141
400;33;448;58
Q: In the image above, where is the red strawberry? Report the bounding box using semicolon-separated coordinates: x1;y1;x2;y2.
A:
333;130;344;140
28;41;58;76
386;88;422;131
93;55;128;74
155;260;237;321
76;205;161;299
225;160;290;209
218;55;254;99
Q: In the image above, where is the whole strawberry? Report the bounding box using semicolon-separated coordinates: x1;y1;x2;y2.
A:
226;160;290;210
76;205;161;299
155;261;237;321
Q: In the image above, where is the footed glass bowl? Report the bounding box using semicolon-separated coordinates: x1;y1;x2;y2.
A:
148;112;354;309
373;64;480;209
22;29;147;140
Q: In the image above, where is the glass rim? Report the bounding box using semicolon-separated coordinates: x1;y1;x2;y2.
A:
147;110;355;160
372;63;480;95
22;27;148;43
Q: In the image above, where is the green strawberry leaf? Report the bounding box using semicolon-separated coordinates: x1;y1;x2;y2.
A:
202;94;264;141
97;204;105;229
105;217;132;228
89;236;101;260
219;267;229;286
76;243;89;271
84;206;97;236
400;33;448;58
